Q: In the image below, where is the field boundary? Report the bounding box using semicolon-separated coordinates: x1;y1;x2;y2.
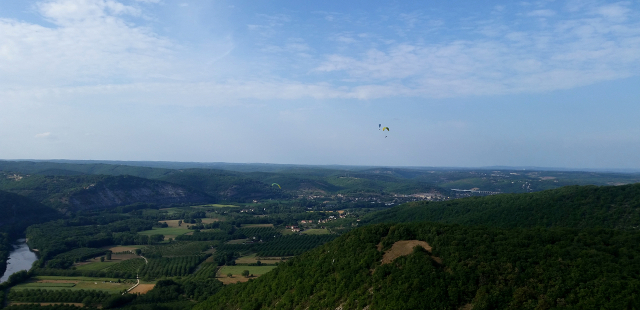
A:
123;254;147;295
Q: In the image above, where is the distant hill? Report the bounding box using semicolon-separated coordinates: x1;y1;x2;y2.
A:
0;174;214;211
363;183;640;229
66;175;214;210
195;222;640;310
0;190;60;236
158;169;289;202
0;160;173;179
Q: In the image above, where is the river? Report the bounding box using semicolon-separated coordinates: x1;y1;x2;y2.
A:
0;239;38;283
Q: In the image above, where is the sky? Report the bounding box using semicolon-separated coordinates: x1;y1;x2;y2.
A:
1;0;640;169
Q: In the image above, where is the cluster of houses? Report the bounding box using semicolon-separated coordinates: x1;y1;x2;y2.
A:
285;225;302;232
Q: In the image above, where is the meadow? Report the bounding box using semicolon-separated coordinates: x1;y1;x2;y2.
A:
300;228;330;235
12;276;134;294
217;265;276;277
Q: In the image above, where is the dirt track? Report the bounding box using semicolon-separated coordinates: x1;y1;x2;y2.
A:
130;284;155;294
381;240;433;264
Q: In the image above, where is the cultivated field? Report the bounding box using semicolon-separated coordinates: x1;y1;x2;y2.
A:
191;204;241;209
129;284;155;294
159;218;220;228
225;239;249;244
75;261;119;271
240;224;274;228
13;277;133;294
103;246;142;253
235;254;287;265
300;228;331;235
215;276;250;285
138;226;190;240
144;241;213;257
75;253;140;271
217;266;276;277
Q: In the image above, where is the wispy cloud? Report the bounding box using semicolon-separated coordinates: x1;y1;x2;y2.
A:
35;132;53;138
0;0;175;88
314;2;640;97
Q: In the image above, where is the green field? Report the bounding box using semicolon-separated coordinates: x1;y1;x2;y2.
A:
194;204;241;208
12;277;135;294
158;207;184;215
241;224;274;228
235;254;284;265
301;228;331;235
279;229;296;235
75;261;119;271
138;227;190;236
143;241;214;257
225;239;249;244
218;266;276;276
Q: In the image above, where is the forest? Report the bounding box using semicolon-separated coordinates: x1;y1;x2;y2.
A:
363;183;640;229
195;222;640;310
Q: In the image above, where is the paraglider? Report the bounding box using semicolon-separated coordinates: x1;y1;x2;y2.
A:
271;183;281;189
378;125;390;138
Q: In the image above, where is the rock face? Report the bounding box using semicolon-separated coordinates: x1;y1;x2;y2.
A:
67;175;214;210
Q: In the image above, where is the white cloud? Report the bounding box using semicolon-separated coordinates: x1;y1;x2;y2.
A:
0;0;175;88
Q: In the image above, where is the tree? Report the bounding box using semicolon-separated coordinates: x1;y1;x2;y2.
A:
242;270;250;278
178;220;182;227
135;249;142;255
106;251;112;260
227;273;233;278
100;257;105;262
82;296;94;307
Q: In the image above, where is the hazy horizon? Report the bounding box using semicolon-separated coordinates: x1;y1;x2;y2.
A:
2;158;640;174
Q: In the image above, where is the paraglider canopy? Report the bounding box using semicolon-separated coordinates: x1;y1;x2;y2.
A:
382;127;389;131
271;183;281;189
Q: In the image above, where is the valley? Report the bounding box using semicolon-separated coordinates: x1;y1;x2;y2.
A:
0;160;639;309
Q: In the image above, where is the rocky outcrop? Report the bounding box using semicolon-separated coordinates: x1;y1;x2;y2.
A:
67;175;213;210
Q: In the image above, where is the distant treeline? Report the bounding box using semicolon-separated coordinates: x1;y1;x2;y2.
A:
26;218;158;264
364;183;640;229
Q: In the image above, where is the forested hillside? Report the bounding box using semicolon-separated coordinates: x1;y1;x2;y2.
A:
0;174;213;211
196;222;640;310
0;161;174;179
0;190;60;236
0;232;10;281
363;183;640;229
0;190;59;283
158;169;289;202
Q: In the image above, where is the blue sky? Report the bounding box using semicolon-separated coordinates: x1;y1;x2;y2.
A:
1;0;640;168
